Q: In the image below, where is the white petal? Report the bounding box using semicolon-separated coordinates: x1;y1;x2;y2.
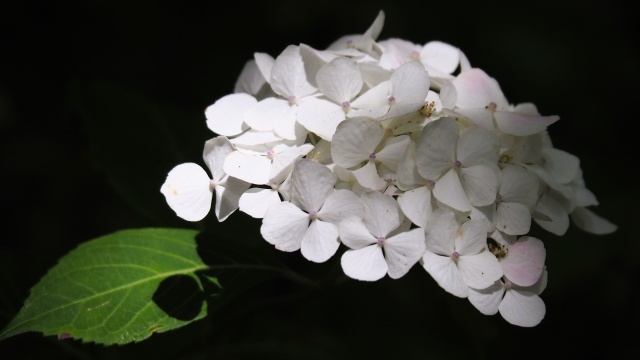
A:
351;161;387;191
296;98;345;141
331;117;383;168
243;97;290;131
290;159;336;212
397;187;433;229
253;52;275;85
420;41;460;74
385;228;426;279
468;280;504;315
500;236;545;287
541;148;580;184
454;108;495;132
339;215;376;249
459;164;500;207
570;207;618;235
415;117;458;180
223;151;271;185
239;188;281;219
260;202;309;252
205;93;254;136
389;60;430;104
494;111;559;137
270;45;316;99
318;189;364;224
422;251;468;298
214;176;250;222
458;251;503;289
234;59;267;96
349;81;390;111
341;245;388;281
456;219;487;256
533;194;569;236
316;57;363;104
203;136;235;182
457;126;499;165
160;163;212;222
499;289;546;327
496;202;532;235
227;129;283;147
361;191;403;238
301;220;340;263
499;164;539;208
375;135;411;171
433;169;471;212
424;208;457;255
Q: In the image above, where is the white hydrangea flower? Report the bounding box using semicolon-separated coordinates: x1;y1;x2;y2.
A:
260;159;364;263
160;9;617;328
160;136;250;222
421;208;503;298
340;191;425;281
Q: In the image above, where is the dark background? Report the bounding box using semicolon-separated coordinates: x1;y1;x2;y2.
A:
1;1;638;359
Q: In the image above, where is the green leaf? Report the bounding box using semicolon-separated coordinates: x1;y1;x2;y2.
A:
0;228;210;345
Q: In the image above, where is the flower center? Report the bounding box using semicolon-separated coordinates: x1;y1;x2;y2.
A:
288;95;297;105
454;160;462;168
377;236;385;246
451;251;460;259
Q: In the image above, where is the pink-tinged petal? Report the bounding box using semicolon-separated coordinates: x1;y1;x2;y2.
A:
214;176;250;222
500;236;545;287
270;45;317;99
160;163;212;222
433;169;471;212
352;161;387;191
234;59;267;96
456;219;487;256
457;126;500;165
420;41;460;75
541;148;580;185
415;117;457;180
459;164;500;207
339;215;376;249
390;61;430;104
301;220;340;263
458;251;503;289
223;151;271;185
424;208;458;255
499;289;546;327
341;245;388;281
397;187;433;229
496;202;531;235
260;201;309;252
422;250;468;298
205;93;255;137
203;136;235;182
296;98;345;141
239;188;281;219
318;189;363;224
468;280;504;315
533;194;569;236
290;159;336;212
494;111;559;137
317;57;363;104
570;207;618;235
452;68;509;109
385;228;426;279
361;191;403;238
331;117;383;168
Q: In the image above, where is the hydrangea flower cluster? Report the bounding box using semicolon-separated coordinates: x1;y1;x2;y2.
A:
160;11;616;327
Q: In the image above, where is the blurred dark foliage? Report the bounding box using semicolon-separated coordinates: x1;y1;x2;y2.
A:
1;1;638;359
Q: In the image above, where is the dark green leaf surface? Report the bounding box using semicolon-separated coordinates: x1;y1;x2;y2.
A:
0;228;209;345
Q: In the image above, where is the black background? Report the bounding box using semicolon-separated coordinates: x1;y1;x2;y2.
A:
1;1;638;359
